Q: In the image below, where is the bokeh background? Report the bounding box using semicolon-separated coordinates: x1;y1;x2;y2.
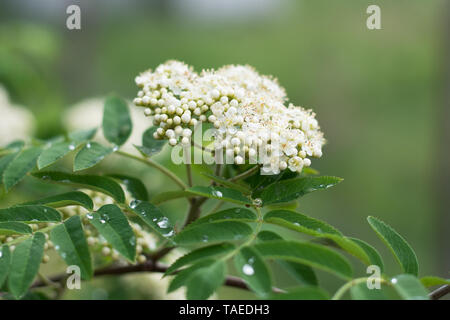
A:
0;0;449;299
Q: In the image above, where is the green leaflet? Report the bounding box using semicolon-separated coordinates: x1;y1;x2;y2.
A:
173;221;253;245
23;191;94;211
234;246;272;296
350;282;388;300
0;245;11;287
420;276;450;287
129;200;175;239
258;176;343;206
108;174;149;201
186;186;252;205
151;190;191;205
367;216;419;276
391;274;429;300
102;95;132;146
0;205;61;223
32;171;125;203
135;127;166;157
349;237;384;272
168;259;226;300
201;172;251;194
165;243;235;275
187;207;257;228
68;128;97;143
3;147;42;191
264;210;370;264
0;222;32;235
8;232;46;299
74;142;113;171
50;216;93;280
270;286;330;300
88;204;136;262
37;141;77;169
257;231;318;286
253;240;353;280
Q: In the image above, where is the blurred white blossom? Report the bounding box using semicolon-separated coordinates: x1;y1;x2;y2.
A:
0;86;35;146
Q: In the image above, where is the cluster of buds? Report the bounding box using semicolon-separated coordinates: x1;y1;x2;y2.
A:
132;60;326;174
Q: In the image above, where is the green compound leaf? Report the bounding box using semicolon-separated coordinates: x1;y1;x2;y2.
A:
168;259;226;300
37;141;77;169
0;222;32;235
129;200;175;239
32;171;125;203
23;191;93;211
187;207;257;228
50;216;93;280
391;274;429;300
173;221;253;246
186;186;252;205
102;95;132;146
88;204;136;262
349;237;384;273
257;231;318;286
264;210;370;264
8;232;45;299
3;147;42;191
0;245;11;287
135;127;166;157
420;276;450;287
234;246;272;296
0;205;61;223
270;286;330;300
73;142;113;171
108;174;149;201
165;243;235;275
201;172;251;194
258;176;343;206
253;240;353;280
367;216;419;276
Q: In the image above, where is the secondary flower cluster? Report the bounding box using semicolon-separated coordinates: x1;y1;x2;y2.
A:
133;61;325;173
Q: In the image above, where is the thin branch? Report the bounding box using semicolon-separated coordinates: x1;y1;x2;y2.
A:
31;260;284;294
229;165;259;182
429;284;450;300
116;150;187;190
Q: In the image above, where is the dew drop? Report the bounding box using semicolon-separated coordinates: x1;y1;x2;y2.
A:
86;143;92;149
252;198;262;207
69;144;76;151
157;217;169;229
129;200;141;209
242;264;255;276
202;235;209;242
212;190;223;198
391;278;397;284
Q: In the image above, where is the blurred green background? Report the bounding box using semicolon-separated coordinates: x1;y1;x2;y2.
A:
0;0;449;299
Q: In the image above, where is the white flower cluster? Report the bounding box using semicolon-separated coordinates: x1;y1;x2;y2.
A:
0;86;35;146
133;61;325;174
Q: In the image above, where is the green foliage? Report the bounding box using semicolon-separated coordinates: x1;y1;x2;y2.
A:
367;216;419;276
32;171;125;203
50;216;93;280
0;95;443;301
102;96;132;146
74;142;113;171
135;127;166;157
23;191;94;210
8;233;45;299
89;205;136;262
